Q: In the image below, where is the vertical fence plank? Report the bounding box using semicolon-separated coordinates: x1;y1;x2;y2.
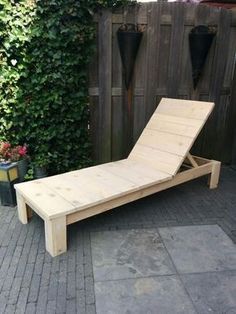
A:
205;9;232;161
167;3;185;97
111;21;123;161
144;2;161;121
231;69;236;164
98;10;112;163
133;5;148;142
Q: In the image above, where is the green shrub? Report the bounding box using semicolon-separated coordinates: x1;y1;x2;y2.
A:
0;0;135;174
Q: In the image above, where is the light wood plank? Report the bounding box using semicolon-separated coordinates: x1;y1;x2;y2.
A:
101;159;170;184
186;153;198;168
36;160;170;218
129;143;183;175
136;128;193;157
146;114;200;138
129;98;215;175
155;98;215;120
45;216;67;257
154;113;203;127
208;161;221;189
66;160;215;225
16;192;28;224
41;165;138;207
15;181;75;219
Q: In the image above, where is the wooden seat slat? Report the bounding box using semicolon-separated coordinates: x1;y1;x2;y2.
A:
15;180;75;219
34;159;171;218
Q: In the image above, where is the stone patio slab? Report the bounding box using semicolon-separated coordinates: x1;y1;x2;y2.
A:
159;225;236;273
91;229;176;281
181;270;236;314
95;275;196;314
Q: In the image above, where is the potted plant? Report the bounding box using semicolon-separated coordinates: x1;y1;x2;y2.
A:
32;155;49;179
0;141;29;181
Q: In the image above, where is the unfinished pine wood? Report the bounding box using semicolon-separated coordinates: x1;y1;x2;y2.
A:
145;113;201;137
156;98;214;120
16;192;28;224
186;153;198;168
15;98;220;257
129;143;183;175
15;180;75;219
129;98;214;175
208;161;221;189
101;159;169;184
15;154;220;257
66;159;219;225
135;128;193;156
45;216;67;257
29;159;171;220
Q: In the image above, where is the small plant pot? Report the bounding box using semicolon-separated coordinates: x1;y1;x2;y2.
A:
17;159;28;182
34;166;47;179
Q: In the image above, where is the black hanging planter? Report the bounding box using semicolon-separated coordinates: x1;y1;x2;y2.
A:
117;24;143;90
189;25;216;89
117;23;143;156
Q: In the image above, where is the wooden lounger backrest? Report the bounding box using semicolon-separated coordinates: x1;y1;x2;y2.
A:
128;98;214;176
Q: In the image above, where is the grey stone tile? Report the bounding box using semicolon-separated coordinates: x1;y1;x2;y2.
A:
159;225;236;273
25;302;36;314
76;290;86;314
95;276;196;314
182;270;236;314
91;229;175;281
15;287;29;314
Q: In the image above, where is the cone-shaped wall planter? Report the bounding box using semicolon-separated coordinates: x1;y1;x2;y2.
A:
189;25;216;89
117;24;143;90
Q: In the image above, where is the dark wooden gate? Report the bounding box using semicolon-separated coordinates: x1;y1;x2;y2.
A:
89;3;236;164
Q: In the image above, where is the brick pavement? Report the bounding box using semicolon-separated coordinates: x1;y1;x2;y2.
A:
0;166;235;313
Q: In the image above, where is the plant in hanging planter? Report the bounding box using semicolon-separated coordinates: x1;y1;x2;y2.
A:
117;23;143;90
189;25;217;89
117;23;144;156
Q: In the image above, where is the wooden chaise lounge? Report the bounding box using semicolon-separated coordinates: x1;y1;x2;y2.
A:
15;98;221;257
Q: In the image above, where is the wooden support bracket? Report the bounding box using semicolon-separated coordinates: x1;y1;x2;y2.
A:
186;153;199;168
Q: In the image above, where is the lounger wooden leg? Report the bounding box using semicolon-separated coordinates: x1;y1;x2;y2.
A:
45;216;67;257
16;192;29;224
208;161;221;189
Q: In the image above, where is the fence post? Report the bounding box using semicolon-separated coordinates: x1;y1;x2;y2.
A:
98;9;112;163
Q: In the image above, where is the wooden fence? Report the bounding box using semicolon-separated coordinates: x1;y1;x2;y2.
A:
89;3;236;164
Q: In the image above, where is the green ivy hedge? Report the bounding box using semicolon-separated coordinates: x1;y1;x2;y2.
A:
0;0;135;174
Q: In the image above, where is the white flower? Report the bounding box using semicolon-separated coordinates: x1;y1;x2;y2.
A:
11;59;17;66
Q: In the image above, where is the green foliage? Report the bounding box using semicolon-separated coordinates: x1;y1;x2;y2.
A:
0;0;135;174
